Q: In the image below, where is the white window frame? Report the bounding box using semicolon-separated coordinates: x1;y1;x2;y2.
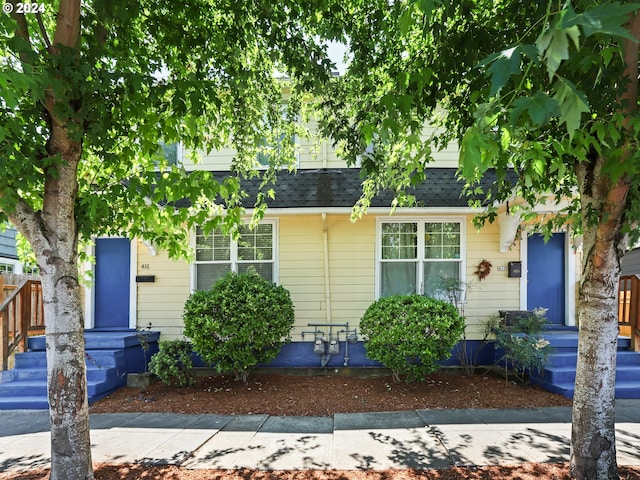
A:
191;219;279;291
0;262;16;274
375;217;466;299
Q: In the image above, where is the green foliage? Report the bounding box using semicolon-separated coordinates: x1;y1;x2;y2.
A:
0;0;339;259
148;340;195;388
360;295;465;383
493;309;551;384
183;271;295;382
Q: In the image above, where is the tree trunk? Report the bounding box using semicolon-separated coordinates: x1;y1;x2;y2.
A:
41;256;93;480
570;159;629;479
8;106;93;480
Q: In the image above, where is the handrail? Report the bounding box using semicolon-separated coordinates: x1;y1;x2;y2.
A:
619;274;640;352
0;279;44;370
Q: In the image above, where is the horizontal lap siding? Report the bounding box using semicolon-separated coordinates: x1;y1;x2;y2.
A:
279;215;375;339
135;242;191;340
133;215;524;343
464;219;521;338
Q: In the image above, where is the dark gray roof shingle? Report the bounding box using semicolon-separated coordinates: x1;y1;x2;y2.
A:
206;168;506;209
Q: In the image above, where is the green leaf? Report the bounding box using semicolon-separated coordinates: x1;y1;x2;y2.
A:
561;2;640;40
537;23;581;81
460;127;499;179
553;78;590;138
510;92;559;127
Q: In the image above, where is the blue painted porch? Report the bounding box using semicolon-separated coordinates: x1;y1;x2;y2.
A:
0;330;159;410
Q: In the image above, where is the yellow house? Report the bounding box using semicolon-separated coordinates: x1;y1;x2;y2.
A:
81;127;579;368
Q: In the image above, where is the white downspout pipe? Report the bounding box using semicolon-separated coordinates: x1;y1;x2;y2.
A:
322;213;332;324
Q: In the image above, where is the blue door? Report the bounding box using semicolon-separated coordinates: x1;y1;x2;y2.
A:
94;238;130;329
527;233;565;325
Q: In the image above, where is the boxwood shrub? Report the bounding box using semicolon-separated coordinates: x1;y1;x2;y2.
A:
148;339;194;387
360;294;465;382
183;271;295;382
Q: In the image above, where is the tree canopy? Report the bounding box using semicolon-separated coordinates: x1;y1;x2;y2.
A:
316;1;640;478
1;1;340;478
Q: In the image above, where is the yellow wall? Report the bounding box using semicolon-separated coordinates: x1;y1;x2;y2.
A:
464;219;521;337
181;120;459;171
133;213;523;341
135;244;190;339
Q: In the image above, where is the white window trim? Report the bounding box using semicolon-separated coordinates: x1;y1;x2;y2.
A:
0;260;18;274
256;135;300;170
190;219;279;291
375;216;467;299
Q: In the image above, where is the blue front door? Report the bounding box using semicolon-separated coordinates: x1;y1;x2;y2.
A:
527;233;565;325
94;238;130;329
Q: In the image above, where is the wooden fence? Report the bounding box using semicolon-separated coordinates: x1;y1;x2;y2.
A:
619;274;640;351
0;276;44;370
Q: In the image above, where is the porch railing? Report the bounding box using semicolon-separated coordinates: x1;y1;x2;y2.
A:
0;278;44;370
619;274;640;352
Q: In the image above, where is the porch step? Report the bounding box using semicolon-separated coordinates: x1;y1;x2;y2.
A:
0;331;159;410
529;331;640;399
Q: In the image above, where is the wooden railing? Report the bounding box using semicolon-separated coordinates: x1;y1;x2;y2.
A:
619;274;640;352
0;278;44;370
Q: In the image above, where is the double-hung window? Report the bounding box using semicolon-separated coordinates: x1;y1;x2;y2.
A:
0;263;14;274
378;219;464;298
194;221;276;290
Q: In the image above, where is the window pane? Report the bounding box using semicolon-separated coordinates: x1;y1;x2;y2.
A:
196;227;230;261
423;261;460;298
381;223;417;260
238;263;273;282
380;262;417;297
160;141;178;165
238;224;273;261
424;222;461;259
196;264;231;290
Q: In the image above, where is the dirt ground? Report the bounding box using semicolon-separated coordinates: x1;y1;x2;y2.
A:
4;371;640;480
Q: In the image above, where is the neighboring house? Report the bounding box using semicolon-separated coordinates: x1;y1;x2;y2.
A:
622;246;640;277
0;227;21;275
82;125;579;367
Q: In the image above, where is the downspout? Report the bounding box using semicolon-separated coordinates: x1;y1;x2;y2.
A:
322;212;332;324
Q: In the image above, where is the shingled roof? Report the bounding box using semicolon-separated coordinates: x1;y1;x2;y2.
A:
206;167;507;209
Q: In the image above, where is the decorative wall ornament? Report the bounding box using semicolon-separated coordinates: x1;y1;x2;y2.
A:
475;259;492;281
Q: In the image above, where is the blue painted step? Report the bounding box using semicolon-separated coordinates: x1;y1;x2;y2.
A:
529;330;640;399
0;330;159;410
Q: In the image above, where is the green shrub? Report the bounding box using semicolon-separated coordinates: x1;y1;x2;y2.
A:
360;294;465;382
493;308;551;383
148;340;194;387
183;271;295;382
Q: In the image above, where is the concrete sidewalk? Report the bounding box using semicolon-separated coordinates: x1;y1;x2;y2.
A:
1;401;639;473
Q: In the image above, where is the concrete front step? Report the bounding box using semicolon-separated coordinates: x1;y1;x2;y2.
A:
27;330;160;351
533;379;640;399
547;351;640;368
532;332;640;399
0;330;159;410
538;364;640;384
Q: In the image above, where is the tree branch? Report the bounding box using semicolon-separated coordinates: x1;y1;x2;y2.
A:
0;193;49;256
53;0;81;50
35;13;52;49
9;1;35;64
622;11;640;115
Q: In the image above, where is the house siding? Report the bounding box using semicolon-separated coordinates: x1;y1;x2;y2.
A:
134;213;523;347
464;219;521;337
135;244;190;339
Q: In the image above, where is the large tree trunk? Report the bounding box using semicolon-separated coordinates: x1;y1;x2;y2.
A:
570;159;629;479
9;105;93;480
41;254;93;480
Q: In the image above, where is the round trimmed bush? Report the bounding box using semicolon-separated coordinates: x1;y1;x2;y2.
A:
148;339;194;387
183;271;295;382
360;294;465;382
